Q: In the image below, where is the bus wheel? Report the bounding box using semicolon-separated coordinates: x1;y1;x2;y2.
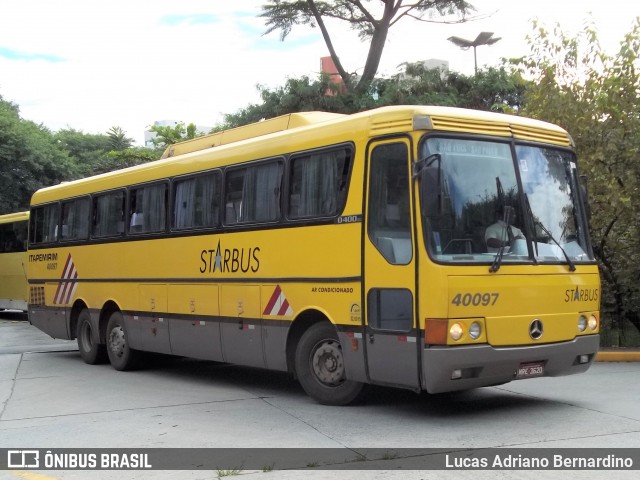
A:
76;309;107;364
295;322;363;406
106;311;139;371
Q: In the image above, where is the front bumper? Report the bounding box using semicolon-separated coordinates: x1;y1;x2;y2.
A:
422;334;600;393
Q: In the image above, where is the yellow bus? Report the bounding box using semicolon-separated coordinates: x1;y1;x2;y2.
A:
27;106;600;405
0;211;29;312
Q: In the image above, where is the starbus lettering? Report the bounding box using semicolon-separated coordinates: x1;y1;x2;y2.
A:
200;240;260;274
564;286;599;303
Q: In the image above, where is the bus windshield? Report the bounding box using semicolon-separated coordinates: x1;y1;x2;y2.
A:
419;137;594;266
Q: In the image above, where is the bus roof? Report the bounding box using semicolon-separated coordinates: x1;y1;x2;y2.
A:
160;111;346;159
0;211;29;224
30;105;572;206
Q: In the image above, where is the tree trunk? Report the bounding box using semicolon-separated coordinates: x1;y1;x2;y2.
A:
307;0;352;89
356;23;390;92
355;1;396;92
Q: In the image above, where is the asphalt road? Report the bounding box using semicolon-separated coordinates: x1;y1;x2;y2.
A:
1;315;639;480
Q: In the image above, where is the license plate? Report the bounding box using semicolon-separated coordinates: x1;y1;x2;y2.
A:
516;362;545;379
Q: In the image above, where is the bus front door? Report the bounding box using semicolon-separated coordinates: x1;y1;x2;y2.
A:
363;139;420;390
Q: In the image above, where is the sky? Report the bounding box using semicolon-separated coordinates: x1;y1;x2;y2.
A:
1;0;638;146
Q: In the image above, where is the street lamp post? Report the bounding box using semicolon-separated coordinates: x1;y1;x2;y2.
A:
447;32;501;75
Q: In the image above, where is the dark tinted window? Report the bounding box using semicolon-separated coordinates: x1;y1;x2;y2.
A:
225;161;283;224
173;172;221;230
289;148;351;219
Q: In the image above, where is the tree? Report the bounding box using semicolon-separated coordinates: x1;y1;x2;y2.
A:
216;74;350;130
513;19;640;345
54;128;111;176
217;63;526;129
92;147;159;175
148;122;201;148
107;126;134;151
0;96;78;213
373;63;527;112
261;0;476;92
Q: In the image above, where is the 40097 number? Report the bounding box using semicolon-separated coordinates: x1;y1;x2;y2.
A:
451;292;499;307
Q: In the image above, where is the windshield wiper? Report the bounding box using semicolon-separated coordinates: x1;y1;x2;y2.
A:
489;210;512;273
523;194;539;260
532;219;577;272
489;243;506;273
489;177;509;273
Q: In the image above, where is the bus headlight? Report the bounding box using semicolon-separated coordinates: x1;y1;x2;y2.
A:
469;322;482;340
578;315;587;332
449;323;464;341
588;314;598;331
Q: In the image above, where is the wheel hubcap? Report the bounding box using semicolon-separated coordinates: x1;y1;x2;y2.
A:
108;326;126;358
311;339;345;387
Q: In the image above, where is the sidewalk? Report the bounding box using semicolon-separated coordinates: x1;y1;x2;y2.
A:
596;348;640;362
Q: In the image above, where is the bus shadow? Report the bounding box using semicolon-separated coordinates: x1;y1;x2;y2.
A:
134;354;550;415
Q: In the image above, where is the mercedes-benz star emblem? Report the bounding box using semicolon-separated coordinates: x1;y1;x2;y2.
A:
529;319;543;340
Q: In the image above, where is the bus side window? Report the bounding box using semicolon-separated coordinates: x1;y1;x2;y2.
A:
30;203;60;244
288;148;350;219
225;161;282;224
129;183;167;234
173;172;221;230
224;169;243;225
92;191;125;238
61;197;90;241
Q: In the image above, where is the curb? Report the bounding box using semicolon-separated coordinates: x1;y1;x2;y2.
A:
595;350;640;362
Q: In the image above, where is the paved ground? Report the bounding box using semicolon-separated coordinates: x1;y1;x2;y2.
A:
1;316;639;480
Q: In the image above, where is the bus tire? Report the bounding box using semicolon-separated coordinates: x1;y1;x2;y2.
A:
106;311;139;371
76;309;107;364
295;322;363;406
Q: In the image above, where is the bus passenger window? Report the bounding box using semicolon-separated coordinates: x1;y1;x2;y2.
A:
92;191;125;238
288;148;351;219
61;197;90;241
225;161;282;224
174;172;220;230
0;223;26;252
129;183;167;234
30;203;60;244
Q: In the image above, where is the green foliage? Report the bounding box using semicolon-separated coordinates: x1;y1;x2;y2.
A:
216;74;350;130
54;126;156;177
54;128;112;176
373;64;527;113
513;18;640;344
0;95;78;213
149;122;200;147
218;64;527;129
0;95;159;214
92;147;160;175
107;126;134;151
